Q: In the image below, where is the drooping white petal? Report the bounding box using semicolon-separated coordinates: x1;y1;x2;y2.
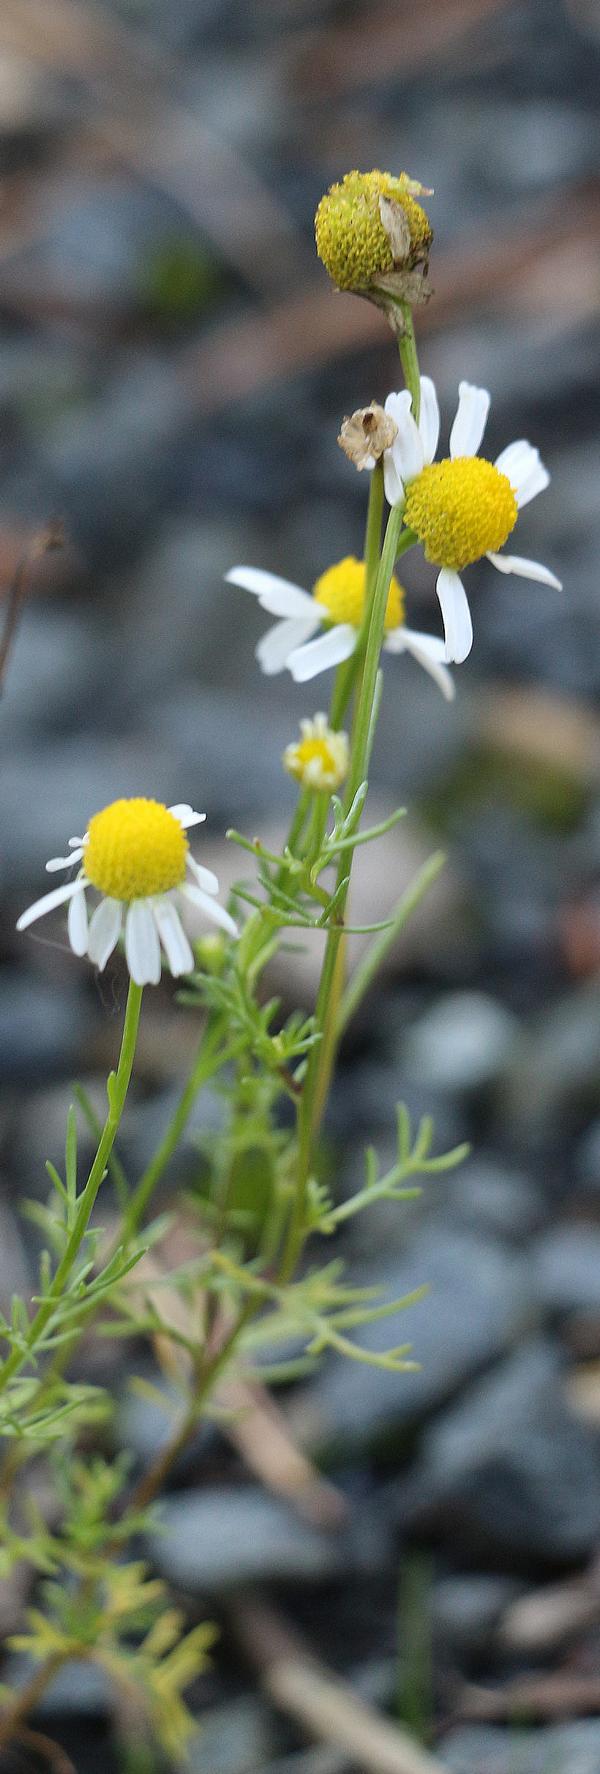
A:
225;566;315;620
67;885;89;956
17;877;87;932
383;448;405;509
187;854;220;895
256;615;320;676
68;836;85;849
449;382;490;459
153;898;194;977
494;439;549;507
436;569;474;663
168;804;206;829
88;897;122;970
125;899;161;986
418;376;440;464
487;551;562;589
182;883;238;939
385;626;455;700
46;850;84;872
287;623;357;683
384;390;425;485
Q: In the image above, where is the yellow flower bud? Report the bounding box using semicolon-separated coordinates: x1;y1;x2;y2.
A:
283;714;349;793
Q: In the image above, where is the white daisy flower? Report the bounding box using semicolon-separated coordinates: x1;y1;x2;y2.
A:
380;376;562;663
16;798;238;986
225;555;454;701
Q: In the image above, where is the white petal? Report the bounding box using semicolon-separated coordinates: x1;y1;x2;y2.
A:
46;850;84;872
17;877;87;932
449;382;490;459
494;439;549;507
418;376;440;463
88;897;122;970
68;836;85;849
153;898;194;977
487;551;562;589
385;626;455;700
125;900;161;986
287;624;357;683
182;883;238;939
225;566;315;620
187;854;220;895
436;569;473;663
383;448;405;509
385;390;424;484
256;615;320;676
67;886;89;956
168;804;206;829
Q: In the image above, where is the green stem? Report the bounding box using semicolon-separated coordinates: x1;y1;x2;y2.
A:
0;981;143;1397
397;300;421;419
123;1016;241;1239
279;506;409;1282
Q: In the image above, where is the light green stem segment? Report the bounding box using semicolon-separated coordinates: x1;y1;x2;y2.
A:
123;1015;242;1239
0;980;143;1396
279;505;411;1281
397;300;421;420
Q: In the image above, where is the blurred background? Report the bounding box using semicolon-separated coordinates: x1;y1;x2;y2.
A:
2;1;600;1769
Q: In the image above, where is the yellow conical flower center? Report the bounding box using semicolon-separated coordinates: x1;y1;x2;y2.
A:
404;457;518;572
85;798;188;900
314;170;432;292
312;556;404;632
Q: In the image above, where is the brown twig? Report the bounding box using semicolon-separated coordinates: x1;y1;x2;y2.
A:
10;1723;77;1774
230;1593;449;1774
457;1673;600;1723
0;521;65;693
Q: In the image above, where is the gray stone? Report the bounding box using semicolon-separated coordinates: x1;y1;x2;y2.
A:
149;1485;387;1592
500;986;600;1146
291;1229;531;1452
187;1695;275;1774
403;994;518;1095
419;1340;600;1562
432;1575;524;1658
448;1161;545;1243
0;608;104;743
0;971;90;1081
441;1720;600;1774
532;1224;600;1317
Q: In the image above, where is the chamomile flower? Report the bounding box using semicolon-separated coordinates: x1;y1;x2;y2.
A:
283;714;349;792
225;557;454;700
17;798;238;986
381;375;561;663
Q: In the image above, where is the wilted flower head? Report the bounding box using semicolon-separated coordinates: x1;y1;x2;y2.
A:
315;169;432;308
338;403;398;471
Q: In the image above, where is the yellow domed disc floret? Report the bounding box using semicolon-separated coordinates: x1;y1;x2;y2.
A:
315;170;432;292
85;798;188;901
312;556;404;632
404;457;518;573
